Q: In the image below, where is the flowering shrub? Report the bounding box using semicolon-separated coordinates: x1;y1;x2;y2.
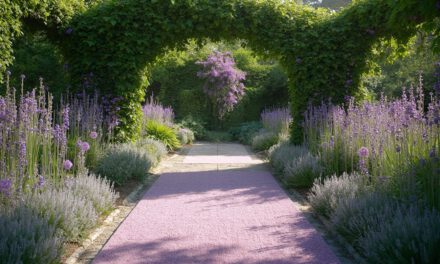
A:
197;51;246;120
0;206;63;263
96;144;153;185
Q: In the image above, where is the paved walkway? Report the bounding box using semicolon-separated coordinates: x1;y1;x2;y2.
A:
93;143;340;264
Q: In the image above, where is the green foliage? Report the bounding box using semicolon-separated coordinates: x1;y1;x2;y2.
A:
251;130;279;151
145;120;181;150
96;143;153;185
179;115;207;139
204;131;233;142
0;206;63;264
229;121;262;145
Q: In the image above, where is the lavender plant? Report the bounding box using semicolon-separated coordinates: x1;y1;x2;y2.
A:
283;153;322;188
96;144;153;185
0;206;63;264
261;107;291;136
23;185;97;242
268;142;309;173
64;172;118;215
135;138;168;165
142;95;174;127
359;205;440;264
308;172;369;218
197;51;246;120
303;79;440;209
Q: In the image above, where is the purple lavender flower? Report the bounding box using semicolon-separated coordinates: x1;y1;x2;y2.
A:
358;147;369;158
63;160;73;170
37;175;45;188
89;131;98;139
0;178;12;196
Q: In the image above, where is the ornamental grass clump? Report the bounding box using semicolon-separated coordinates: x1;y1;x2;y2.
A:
65;172;118;215
176;127;195;145
135;138;168;165
96;144;153;186
0;206;63;264
268;142;309;173
359;205;440;264
283;153;322;188
23;186;97;242
145;120;181;150
308;172;368;218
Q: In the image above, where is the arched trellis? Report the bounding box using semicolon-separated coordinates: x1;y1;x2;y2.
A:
3;0;440;142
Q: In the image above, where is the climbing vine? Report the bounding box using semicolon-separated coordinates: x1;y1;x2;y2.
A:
2;0;440;142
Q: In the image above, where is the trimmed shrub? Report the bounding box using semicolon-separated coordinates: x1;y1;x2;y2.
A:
0;206;63;264
96;144;153;185
145;120;181;150
65;173;119;215
23;186;97;242
136;138;168;165
330;192;401;243
359;206;440;264
251;131;279;151
283;153;322;188
268;142;309;173
308;172;368;218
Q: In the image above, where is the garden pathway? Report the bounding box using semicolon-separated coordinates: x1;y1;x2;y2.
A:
92;142;340;264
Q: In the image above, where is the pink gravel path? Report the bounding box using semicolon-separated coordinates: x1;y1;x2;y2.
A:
93;143;340;264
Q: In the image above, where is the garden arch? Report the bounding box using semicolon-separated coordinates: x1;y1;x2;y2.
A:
5;0;440;142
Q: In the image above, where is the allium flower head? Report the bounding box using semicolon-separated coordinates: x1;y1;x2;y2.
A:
81;141;90;152
63;160;73;170
358;146;369;158
89;131;98;139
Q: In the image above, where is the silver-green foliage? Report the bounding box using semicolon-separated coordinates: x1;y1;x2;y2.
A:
177;128;195;145
359;206;440;264
65;172;119;215
330;191;401;243
23;186;97;242
0;206;63;264
268;142;309;173
283;152;322;188
251;131;279;151
308;172;368;218
96;143;153;185
136;138;168;165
